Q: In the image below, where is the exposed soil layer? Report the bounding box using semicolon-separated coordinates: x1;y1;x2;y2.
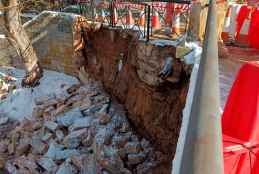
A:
83;27;191;171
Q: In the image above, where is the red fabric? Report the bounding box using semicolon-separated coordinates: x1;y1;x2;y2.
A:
236;5;251;40
248;9;259;49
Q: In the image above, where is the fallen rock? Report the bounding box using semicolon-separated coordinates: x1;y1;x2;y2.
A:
56;108;83;127
44;121;58;132
99;113;111;125
127;153;146;165
0;116;8;125
56;161;77;174
56;130;65;141
125;142;141;154
63;128;87;149
68;117;93;131
30;135;47;154
37;157;58;173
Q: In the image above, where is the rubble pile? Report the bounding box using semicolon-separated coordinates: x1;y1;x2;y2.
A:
0;73;166;174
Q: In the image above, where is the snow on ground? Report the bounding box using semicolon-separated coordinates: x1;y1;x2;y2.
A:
0;67;78;120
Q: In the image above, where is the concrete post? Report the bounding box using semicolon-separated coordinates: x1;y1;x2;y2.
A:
179;0;224;173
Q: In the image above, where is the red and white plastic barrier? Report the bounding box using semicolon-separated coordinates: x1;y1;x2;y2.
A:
222;3;259;48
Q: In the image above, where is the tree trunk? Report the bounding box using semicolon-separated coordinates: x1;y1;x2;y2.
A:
0;0;43;87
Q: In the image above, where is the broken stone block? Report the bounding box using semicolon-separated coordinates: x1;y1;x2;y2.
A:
113;135;129;148
0;116;8;125
55;151;71;161
81;130;93;147
56;108;83;127
5;162;18;174
127;153;146;165
41;132;53;142
16;139;30;156
44;121;58;132
95;128;114;145
56;130;65;141
37;157;57;173
125;142;141;154
45;142;64;159
119;122;130;133
30;135;47;154
45;142;80;160
99;113;111;125
32;121;43;130
136;161;157;174
13;156;40;174
68;117;93;131
56;161;77;174
63;128;87;149
140;139;150;149
99;155;126;174
32;106;45;117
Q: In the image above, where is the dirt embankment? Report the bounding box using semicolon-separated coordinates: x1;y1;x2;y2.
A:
83;27;191;170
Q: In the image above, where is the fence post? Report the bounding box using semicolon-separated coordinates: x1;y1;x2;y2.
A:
146;5;151;42
178;0;224;173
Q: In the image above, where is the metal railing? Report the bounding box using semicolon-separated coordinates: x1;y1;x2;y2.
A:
178;0;224;173
73;0;191;42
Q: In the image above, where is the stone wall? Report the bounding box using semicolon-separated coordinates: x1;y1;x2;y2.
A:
83;27;192;170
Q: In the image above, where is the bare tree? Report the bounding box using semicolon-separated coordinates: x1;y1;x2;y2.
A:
0;0;43;87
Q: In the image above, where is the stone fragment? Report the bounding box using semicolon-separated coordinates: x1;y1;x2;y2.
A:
136;161;158;174
96;128;114;145
44;121;58;131
32;121;42;130
125;142;141;154
99;113;111;125
63;128;87;149
30;135;47;154
0;116;8;125
38;157;57;173
16;139;30;156
113;135;129;148
140;138;150;149
119;122;130;133
41;132;53;141
56;130;64;141
45;142;63;159
69;117;93;131
56;149;80;160
56;161;77;174
127;153;146;165
81;130;93;147
0;140;8;153
56;108;83;127
14;156;40;174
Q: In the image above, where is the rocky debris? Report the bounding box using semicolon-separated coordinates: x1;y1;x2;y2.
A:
0;78;166;174
0;116;9;125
